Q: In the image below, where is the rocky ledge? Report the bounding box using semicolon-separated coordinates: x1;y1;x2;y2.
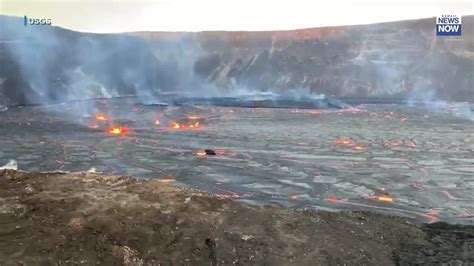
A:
0;170;472;265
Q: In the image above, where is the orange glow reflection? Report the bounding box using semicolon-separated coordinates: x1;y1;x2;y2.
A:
95;113;109;121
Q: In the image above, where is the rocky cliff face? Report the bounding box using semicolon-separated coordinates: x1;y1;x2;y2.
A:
132;16;474;102
1;15;473;106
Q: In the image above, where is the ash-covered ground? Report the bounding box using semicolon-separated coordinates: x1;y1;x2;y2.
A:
1;170;473;265
0;98;473;224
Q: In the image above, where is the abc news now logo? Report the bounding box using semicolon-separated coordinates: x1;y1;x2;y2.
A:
436;15;461;36
24;16;52;26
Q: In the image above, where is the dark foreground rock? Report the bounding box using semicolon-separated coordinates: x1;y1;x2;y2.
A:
0;170;472;265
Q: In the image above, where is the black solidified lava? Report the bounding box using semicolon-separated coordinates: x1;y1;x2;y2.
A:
158;96;348;109
204;149;217;155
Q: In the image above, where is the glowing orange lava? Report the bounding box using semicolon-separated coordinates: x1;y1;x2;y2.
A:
89;124;99;129
325;197;343;203
107;126;128;135
352;145;366;151
169;121;201;129
334;137;357;146
158;178;175;183
196;150;207;157
308;110;321;115
378;196;394;202
364;195;394;202
170;121;181;129
95;113;109;121
187;115;201;120
334;137;367;151
426;211;439;223
291;109;322;115
290;195;300;201
189;121;200;128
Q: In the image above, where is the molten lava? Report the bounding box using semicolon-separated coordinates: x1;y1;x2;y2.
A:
291;109;321;115
170;121;181;129
334;137;368;151
107;126;128;135
325;197;343;203
384;139;415;148
377;196;394;202
196;150;207;157
352;145;366;151
89;124;99;129
360;188;394;202
334;137;357;146
308;110;321;115
158;178;175;183
290;195;300;201
95;113;109;121
169;120;201;129
187;115;201;120
195;149;219;157
189;121;200;128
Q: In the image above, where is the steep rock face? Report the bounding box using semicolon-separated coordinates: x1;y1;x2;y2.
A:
133;16;473;101
1;16;473;106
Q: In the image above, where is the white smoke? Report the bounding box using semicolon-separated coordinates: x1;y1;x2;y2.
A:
0;160;18;170
66;67;116;100
408;86;474;121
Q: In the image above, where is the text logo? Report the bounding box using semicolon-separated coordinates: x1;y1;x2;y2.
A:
24;16;52;26
436;15;461;36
